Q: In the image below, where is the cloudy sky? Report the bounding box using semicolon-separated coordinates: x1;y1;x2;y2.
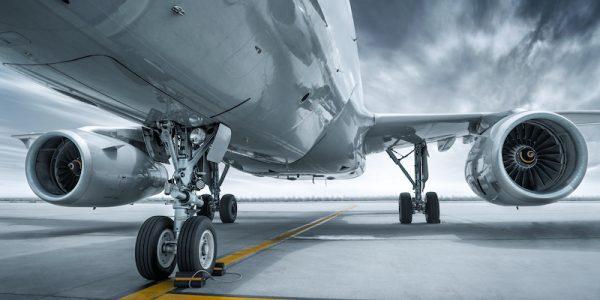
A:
1;0;600;198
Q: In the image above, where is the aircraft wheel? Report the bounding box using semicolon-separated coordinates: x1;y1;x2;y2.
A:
135;216;177;280
399;192;413;224
177;216;217;273
198;194;215;220
219;194;237;224
425;192;441;224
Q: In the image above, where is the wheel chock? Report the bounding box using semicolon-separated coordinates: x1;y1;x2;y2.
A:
212;262;226;276
174;262;226;288
174;271;208;288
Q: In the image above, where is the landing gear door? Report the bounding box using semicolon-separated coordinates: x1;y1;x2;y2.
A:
207;124;231;163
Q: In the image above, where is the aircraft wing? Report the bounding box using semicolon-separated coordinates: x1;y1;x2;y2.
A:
11;133;43;149
556;111;600;126
364;110;600;154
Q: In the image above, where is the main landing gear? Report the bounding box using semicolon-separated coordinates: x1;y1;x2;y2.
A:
387;142;440;224
135;121;237;280
196;161;237;223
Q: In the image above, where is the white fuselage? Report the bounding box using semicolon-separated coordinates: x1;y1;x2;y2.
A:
0;0;374;179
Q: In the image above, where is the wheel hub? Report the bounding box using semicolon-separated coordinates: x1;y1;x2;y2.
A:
199;230;214;269
157;229;176;268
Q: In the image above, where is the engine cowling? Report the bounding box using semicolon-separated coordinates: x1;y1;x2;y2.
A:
465;111;587;206
25;128;167;207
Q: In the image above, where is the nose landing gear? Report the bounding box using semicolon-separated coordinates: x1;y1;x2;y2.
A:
387;142;440;224
135;121;234;281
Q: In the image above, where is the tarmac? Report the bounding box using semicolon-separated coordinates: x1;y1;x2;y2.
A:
0;201;599;300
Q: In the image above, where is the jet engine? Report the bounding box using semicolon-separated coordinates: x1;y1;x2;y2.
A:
465;111;587;206
25;128;167;207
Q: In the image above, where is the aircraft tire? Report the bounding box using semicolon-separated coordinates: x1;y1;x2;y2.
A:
135;216;177;280
399;192;413;224
425;192;441;224
219;194;237;224
198;194;215;220
177;216;217;273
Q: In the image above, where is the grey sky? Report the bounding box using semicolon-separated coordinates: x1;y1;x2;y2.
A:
353;0;600;114
1;0;600;198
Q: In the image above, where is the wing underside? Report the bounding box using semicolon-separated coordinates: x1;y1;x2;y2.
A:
364;110;600;154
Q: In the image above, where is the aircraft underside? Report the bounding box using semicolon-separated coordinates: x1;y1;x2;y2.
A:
0;0;369;175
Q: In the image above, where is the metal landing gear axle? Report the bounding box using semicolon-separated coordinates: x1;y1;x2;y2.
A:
135;121;236;281
387;142;440;224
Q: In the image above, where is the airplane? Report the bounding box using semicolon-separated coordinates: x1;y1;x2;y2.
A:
1;1;598;281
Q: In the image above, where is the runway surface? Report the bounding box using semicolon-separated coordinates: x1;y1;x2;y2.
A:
0;201;599;300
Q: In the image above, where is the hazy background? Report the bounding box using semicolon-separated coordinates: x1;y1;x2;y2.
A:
1;0;600;198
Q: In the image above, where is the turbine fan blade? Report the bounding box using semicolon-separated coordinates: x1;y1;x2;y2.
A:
502;122;565;192
51;139;81;193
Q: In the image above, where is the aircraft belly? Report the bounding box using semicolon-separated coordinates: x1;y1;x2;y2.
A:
0;0;361;164
225;99;374;178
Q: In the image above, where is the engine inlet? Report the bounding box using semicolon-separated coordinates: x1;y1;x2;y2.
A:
33;136;83;196
51;139;81;193
502;121;565;192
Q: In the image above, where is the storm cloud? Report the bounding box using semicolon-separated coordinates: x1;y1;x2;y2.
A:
352;0;600;113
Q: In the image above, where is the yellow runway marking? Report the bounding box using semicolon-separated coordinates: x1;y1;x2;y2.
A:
121;205;355;300
156;294;278;300
122;280;176;300
219;205;355;266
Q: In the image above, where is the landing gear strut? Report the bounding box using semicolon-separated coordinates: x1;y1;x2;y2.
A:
387;142;440;224
135;121;236;280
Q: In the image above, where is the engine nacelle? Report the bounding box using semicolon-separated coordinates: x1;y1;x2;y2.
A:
465;111;587;206
25;128;167;207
